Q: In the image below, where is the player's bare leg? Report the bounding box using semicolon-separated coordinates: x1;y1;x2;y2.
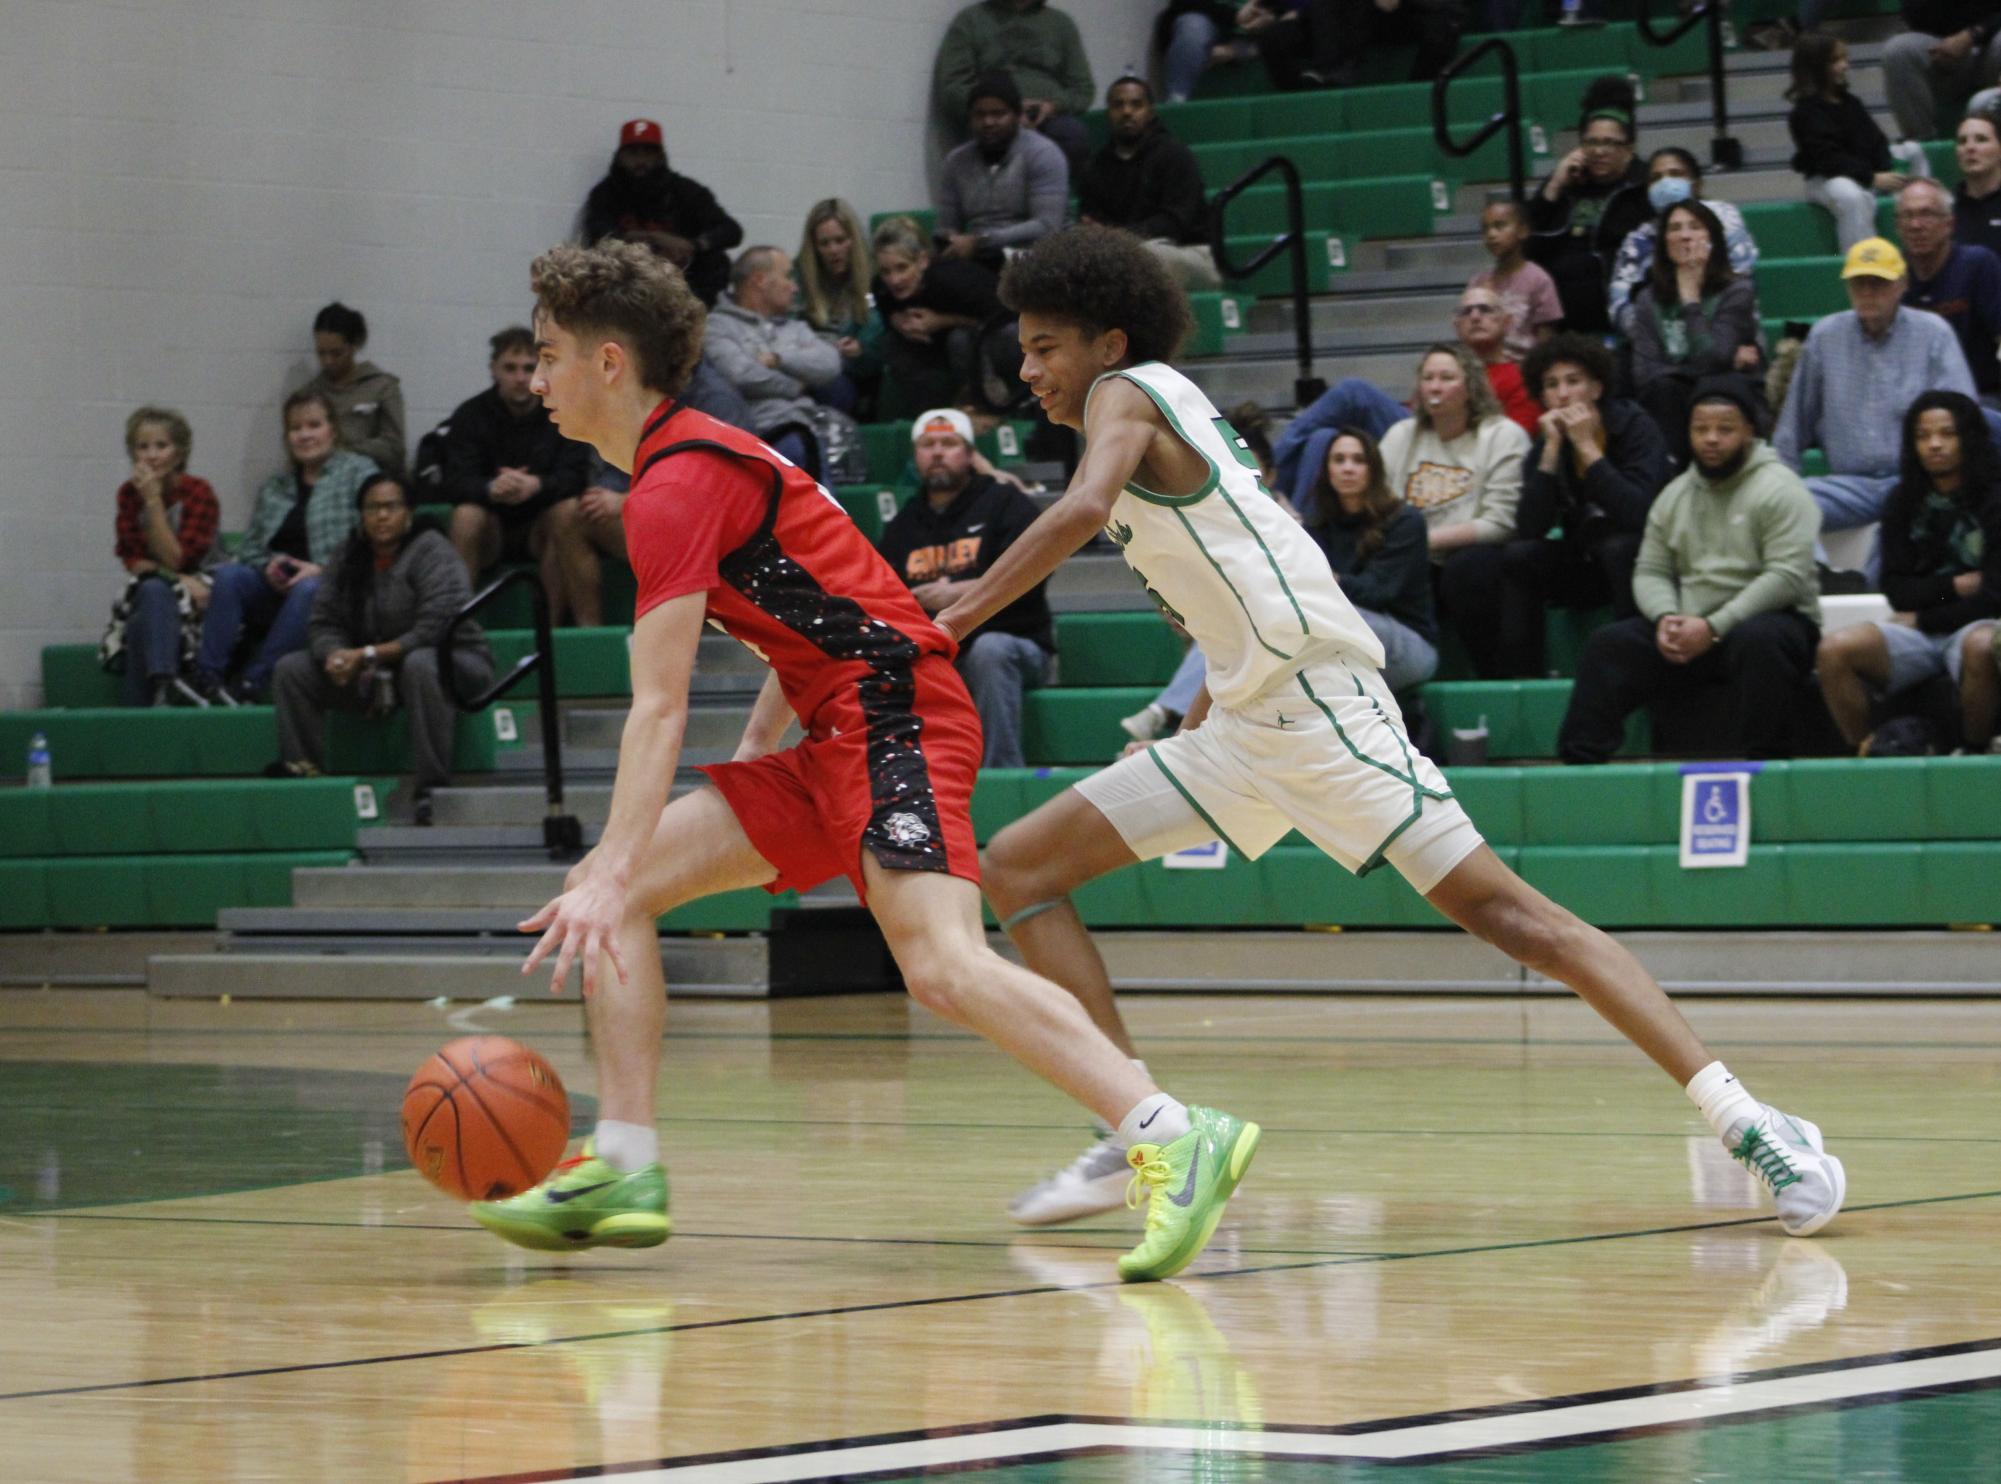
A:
864;855;1261;1280
1425;844;1845;1234
862;856;1151;1120
470;785;775;1252
1424;843;1708;1079
981;789;1145;1057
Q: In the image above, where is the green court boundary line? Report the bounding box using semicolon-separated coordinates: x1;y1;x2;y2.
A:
5;1187;1996;1404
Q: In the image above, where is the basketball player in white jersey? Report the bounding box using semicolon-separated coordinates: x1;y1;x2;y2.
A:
934;226;1846;1238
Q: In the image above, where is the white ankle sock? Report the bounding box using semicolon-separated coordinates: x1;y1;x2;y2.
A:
1099;1061;1151;1144
594;1119;659;1173
1117;1092;1190;1148
1686;1061;1761;1141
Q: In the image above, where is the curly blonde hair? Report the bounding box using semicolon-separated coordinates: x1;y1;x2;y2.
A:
529;241;705;397
797;198;873;332
125;405;192;469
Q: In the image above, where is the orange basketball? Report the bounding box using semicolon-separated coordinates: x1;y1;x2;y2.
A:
401;1035;571;1201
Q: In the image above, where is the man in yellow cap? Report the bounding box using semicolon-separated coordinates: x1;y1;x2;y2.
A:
1774;236;1978;580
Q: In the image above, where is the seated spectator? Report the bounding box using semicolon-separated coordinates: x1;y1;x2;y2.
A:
1156;1;1258;104
875;409;1054;767
193;391;375;703
704;246;843;476
443;327;611;627
1631;201;1768;463
272;475;495;819
302;302;406;480
1453;284;1542;434
105;406;219;707
1527;77;1651;334
1273;295;1534;511
1444;335;1671;679
797;199;885;416
1817;391;2001;751
1883;0;2001;142
1774;239;1978;579
1078;76;1219;289
935;0;1096;175
870;215;1007;418
1558;376;1822;763
1303;429;1439;692
1471;200;1563;360
1378;346;1530;596
581;119;743;306
1790;34;1910;251
1609;150;1761;335
1955;109;2001;256
1897;177;2001;399
938;72;1069;276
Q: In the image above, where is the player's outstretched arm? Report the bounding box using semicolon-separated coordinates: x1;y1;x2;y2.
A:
935;378;1160;642
520;589;707;995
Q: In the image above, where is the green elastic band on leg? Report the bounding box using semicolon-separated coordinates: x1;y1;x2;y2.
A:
1000;899;1064;932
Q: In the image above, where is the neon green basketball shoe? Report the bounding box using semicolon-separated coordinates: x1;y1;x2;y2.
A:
468;1146;671;1252
1117;1106;1261;1283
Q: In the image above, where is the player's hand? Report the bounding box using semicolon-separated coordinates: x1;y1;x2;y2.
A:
519;873;629;998
933;608;964;644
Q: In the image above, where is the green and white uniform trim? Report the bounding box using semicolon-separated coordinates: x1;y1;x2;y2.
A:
1086;362;1385;709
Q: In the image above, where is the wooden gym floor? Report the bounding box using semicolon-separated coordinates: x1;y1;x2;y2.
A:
1;985;1997;1482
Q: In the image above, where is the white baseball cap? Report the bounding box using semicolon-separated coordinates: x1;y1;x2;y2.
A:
911;408;975;447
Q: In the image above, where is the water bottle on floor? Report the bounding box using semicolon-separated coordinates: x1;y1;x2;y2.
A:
26;731;52;789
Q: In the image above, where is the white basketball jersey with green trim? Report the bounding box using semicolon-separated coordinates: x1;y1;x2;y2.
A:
1087;361;1386;707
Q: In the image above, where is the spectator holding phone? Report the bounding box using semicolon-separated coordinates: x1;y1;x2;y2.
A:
191;390;376;703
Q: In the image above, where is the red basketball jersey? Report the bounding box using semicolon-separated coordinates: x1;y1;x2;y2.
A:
624;400;954;726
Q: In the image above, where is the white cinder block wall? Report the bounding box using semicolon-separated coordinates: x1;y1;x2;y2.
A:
0;0;1158;708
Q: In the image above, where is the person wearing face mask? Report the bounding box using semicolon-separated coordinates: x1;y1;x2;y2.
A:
1558;375;1823;764
191;390;376;705
1608;150;1761;336
1896;177;2001;401
1526;77;1652;334
1631;201;1768;463
1445;335;1671;680
1302;428;1439;693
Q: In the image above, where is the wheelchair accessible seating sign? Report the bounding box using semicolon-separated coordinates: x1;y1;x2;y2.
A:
1679;765;1757;869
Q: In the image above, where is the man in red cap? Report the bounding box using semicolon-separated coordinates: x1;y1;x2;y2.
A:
582;118;743;306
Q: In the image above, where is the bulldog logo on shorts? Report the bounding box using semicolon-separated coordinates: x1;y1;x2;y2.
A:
883;812;931;846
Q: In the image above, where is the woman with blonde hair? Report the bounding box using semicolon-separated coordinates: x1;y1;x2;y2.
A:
796;198;884;416
103;406;221;705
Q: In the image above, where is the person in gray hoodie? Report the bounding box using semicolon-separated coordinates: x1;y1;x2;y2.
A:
702;245;842;476
302;302;406;480
1558;375;1823;762
272;473;494;818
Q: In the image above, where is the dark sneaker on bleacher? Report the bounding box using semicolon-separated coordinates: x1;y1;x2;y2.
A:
189;672;240;708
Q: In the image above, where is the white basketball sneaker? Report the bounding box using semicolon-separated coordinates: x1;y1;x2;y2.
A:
1725;1105;1846;1237
1008;1132;1133;1225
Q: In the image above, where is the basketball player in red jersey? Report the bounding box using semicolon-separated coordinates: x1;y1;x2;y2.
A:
468;242;1259;1281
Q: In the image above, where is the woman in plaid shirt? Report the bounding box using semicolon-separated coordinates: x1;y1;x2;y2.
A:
191;390;375;705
